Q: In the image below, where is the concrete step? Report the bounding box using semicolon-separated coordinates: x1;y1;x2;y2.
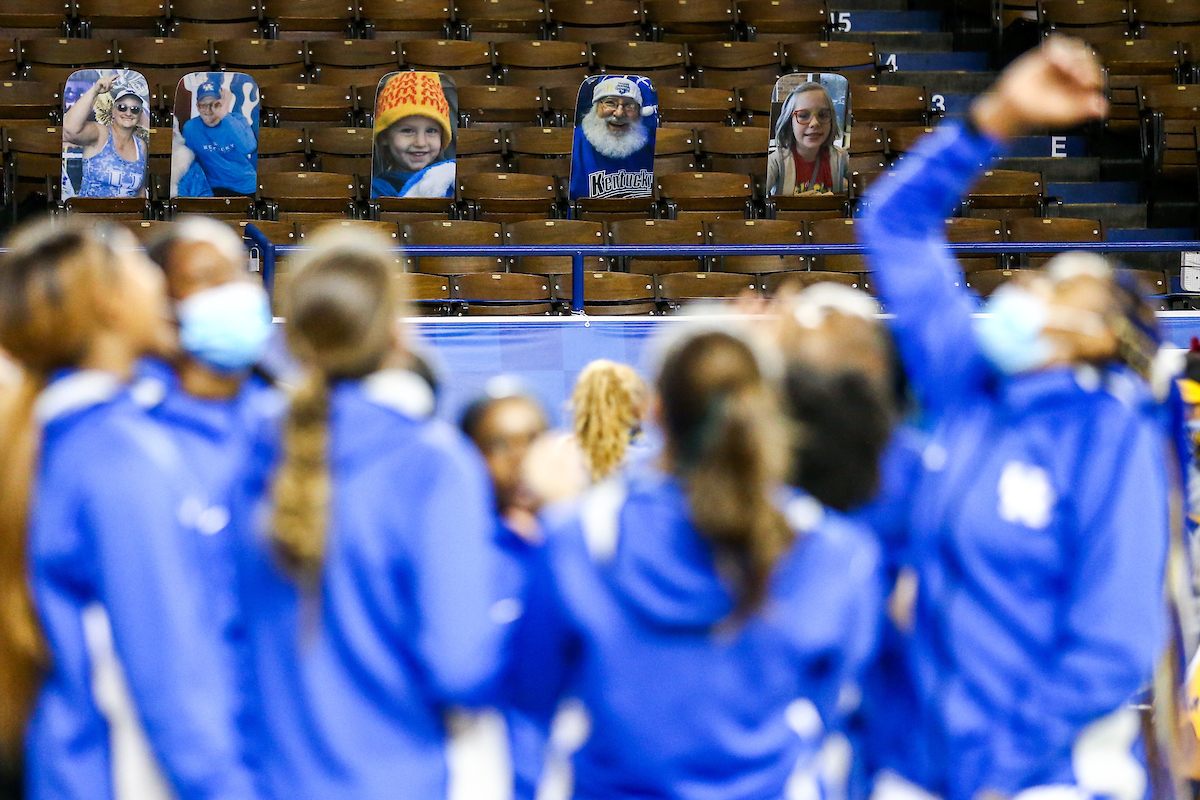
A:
1047;181;1140;204
878;51;989;71
828;9;942;31
1054;202;1148;229
826;0;909;10
1149;200;1198;229
833;31;954;51
880;70;997;93
997;157;1100;182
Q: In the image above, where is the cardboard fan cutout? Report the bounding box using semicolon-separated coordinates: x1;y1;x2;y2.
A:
766;73;850;198
568;75;658;203
62;69;151;200
171;71;260;198
370;71;458;199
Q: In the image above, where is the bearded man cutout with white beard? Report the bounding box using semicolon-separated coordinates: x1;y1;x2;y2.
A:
569;77;656;200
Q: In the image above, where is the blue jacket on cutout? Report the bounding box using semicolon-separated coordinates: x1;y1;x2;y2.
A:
859;121;1170;800
507;466;882;800
26;370;256;800
229;369;517;800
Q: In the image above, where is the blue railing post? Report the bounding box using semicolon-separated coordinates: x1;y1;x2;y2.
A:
242;223;276;303
572;250;584;314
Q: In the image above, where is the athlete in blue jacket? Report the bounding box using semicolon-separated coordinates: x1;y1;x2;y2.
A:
229;227;518;800
859;37;1170;800
507;322;882;800
0;220;256;800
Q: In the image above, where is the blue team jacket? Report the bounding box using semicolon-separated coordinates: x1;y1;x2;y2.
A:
229;369;517;800
132;361;282;665
507;468;882;800
859;122;1170;800
26;370;256;800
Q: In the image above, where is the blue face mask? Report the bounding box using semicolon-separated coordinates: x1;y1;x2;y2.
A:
973;284;1053;375
176;281;273;373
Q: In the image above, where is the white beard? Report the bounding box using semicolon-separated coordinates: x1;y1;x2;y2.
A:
582;108;649;160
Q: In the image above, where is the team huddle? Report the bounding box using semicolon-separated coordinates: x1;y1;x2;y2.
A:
0;36;1184;800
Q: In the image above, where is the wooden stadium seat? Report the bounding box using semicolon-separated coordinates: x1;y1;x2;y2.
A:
504;217;605;274
122;219;178;242
768;192;848;223
262;83;355;126
64;196;151;219
808;217;863;272
0;81;60;122
609;217;706;274
261;0;355;38
707;217;806;273
401;40;493;84
212;39;307;85
848;122;885;156
456;84;545;128
965;168;1043;217
551;271;658;315
117;38;210;98
853;84;927;125
1096;39;1181;131
455;0;547;43
784;41;877;83
455;272;553;315
657;171;753;221
308;126;372;174
299;220;401;268
658;271;758;310
169;195;255;218
404;219;505;273
455;153;507;174
169;0;262;39
548;0;643;42
848;154;886;177
230;218;297;244
494;40;589;88
736;84;772;127
1141;83;1200;181
257;126;309;172
359;0;451;37
761;270;861;296
459;172;557;222
689;41;781;90
1007;216;1104;267
885;125;936;158
654;127;697;171
258;171;357;222
76;0;168;37
405;272;454;316
308;39;400;86
736;0;827;43
1041;0;1132;42
19;38;115;82
655;153;696;174
506;126;571;178
966;268;1029;297
457;127;503;155
643;0;736;43
541;84;579;126
656;87;737;127
144;126;172;185
1120;267;1168;295
945;216;1004;273
373;194;455;225
697;125;769;182
4;123;60;209
1135;0;1200;34
0;0;71;38
591;41;688;87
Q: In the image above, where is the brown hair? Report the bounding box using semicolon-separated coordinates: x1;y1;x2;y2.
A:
0;218;121;758
270;228;405;582
656;330;793;617
571;359;646;482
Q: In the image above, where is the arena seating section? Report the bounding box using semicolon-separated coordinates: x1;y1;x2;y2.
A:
0;0;1195;314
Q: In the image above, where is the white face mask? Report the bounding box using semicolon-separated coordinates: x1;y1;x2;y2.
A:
175;281;273;373
973;284;1054;375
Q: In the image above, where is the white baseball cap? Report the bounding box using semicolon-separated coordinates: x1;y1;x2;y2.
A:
592;77;642;107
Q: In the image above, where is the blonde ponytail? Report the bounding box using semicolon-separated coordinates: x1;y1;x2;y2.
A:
571;360;646;482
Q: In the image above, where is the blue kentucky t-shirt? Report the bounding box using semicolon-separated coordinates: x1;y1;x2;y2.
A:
568;124;654;201
181;113;258;195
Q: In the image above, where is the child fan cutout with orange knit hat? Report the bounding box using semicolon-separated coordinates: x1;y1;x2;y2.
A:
371;71;458;199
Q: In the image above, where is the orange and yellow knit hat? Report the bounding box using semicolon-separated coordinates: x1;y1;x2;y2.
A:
374;71;453;152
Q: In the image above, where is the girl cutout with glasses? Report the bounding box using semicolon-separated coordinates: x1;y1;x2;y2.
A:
62;71;150;198
766;82;849;197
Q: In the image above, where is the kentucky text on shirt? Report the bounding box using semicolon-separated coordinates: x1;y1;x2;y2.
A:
588;169;654;198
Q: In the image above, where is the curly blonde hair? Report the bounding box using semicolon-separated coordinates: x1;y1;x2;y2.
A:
571;359;646;483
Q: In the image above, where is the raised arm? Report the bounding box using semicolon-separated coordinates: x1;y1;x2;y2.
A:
859;37;1108;413
62;75;112;147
